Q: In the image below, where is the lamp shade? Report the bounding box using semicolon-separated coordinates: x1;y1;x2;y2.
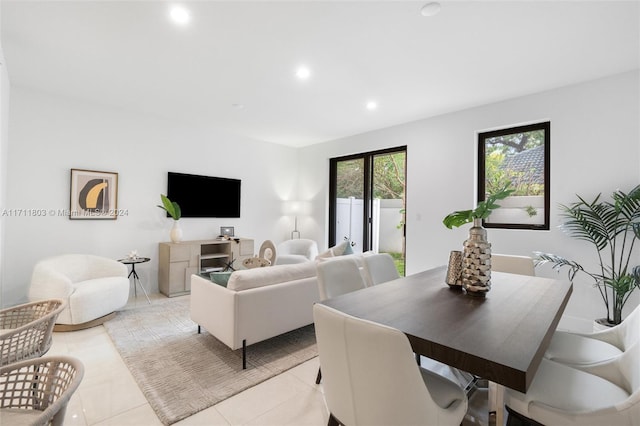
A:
282;200;312;216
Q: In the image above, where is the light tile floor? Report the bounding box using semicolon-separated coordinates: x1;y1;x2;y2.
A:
47;293;495;426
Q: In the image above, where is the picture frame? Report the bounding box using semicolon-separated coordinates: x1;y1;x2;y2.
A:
69;169;118;220
220;226;234;237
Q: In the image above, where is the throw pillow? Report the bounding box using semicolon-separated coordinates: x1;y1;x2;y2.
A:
343;240;354;255
330;240;349;256
316;248;335;260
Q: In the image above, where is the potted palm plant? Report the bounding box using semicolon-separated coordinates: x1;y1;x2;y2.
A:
536;184;640;326
158;194;182;243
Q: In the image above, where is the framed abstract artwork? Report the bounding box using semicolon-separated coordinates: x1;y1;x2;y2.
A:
69;169;118;220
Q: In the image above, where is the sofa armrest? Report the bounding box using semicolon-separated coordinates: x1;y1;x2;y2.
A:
87;256;128;279
190;275;238;349
234;277;319;349
29;267;74;300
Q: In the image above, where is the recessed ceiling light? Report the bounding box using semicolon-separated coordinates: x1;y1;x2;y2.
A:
296;66;311;80
420;2;441;17
170;5;190;25
366;101;378;111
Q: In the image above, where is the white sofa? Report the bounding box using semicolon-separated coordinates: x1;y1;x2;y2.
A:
29;254;129;330
190;261;320;368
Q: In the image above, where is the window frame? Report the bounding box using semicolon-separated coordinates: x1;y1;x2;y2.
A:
477;121;550;231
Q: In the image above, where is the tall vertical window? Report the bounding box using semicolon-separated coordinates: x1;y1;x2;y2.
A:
478;122;550;230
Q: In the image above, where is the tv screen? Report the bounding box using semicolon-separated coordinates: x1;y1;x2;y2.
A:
167;172;241;218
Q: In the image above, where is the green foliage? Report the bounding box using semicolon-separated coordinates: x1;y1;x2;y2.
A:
372;153;406;200
524;205;538;217
485;129;544;155
158;194;181;220
535;184;640;325
484;129;544;197
384;251;405;276
335;152;406;201
442;183;515;229
336;159;364;199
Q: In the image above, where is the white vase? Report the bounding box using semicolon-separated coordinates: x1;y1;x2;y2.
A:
170;220;183;243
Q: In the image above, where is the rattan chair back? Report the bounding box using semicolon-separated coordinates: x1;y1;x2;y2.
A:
0;299;65;366
0;355;84;426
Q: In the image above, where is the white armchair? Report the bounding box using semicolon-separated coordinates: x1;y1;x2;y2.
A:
275;239;319;265
30;254;129;330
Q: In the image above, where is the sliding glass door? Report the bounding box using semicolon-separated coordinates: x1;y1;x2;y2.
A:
329;146;406;274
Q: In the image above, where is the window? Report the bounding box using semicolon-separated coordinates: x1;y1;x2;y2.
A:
478;122;550;230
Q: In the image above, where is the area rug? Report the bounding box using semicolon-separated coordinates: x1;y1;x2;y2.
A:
103;297;317;425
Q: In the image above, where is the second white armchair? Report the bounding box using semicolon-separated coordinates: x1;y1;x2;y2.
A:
275;239;319;265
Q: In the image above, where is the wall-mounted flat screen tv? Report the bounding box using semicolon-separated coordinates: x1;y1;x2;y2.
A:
167;172;241;218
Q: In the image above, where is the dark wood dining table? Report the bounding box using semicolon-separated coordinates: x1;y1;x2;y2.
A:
320;265;573;394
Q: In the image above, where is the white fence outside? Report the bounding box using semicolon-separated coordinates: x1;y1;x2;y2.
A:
336;198;404;254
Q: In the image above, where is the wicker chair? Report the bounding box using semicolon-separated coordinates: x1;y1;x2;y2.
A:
0;355;84;426
0;299;65;367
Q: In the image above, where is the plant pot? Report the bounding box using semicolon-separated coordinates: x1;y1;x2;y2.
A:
593;318;616;331
462;218;491;296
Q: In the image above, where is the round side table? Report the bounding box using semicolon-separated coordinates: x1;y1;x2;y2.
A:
118;257;151;304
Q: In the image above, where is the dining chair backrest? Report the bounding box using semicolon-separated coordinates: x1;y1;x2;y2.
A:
363;253;400;286
557;340;640;420
505;341;640;425
316;257;367;300
0;299;65;367
313;303;466;426
618;304;640;351
491;254;535;276
585;304;640;354
0;355;84;426
619;341;640;397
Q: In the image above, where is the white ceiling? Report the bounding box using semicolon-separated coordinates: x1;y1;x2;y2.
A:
2;1;638;147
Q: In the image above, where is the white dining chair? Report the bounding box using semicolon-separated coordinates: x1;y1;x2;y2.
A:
314;256;368;384
504;340;640;425
363;253;400;286
487;253;536;418
544;303;640;370
491;253;535;276
316;256;367;300
314;303;468;426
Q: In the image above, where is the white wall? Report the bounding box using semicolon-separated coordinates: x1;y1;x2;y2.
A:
0;48;9;305
4;72;639;329
298;71;640;331
2;87;300;306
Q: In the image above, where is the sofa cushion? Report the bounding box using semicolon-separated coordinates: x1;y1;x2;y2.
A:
316;240;356;260
227;261;317;291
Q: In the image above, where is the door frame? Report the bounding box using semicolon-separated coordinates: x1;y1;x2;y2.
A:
328;146;407;251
